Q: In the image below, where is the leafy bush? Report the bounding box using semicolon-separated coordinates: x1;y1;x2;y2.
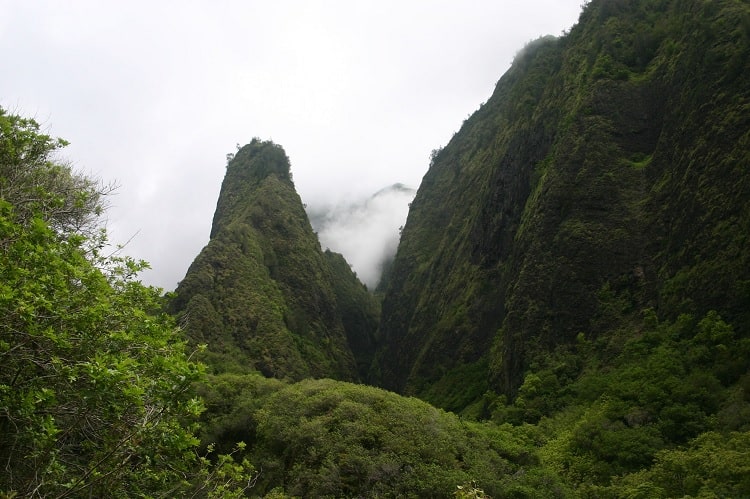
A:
200;376;567;498
0;108;254;497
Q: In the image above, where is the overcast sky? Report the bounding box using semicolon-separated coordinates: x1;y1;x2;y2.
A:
1;1;583;290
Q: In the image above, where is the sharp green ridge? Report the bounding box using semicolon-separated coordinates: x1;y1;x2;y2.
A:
375;0;750;407
171;139;378;381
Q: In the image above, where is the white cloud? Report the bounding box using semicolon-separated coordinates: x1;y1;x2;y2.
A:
0;0;584;289
310;184;416;289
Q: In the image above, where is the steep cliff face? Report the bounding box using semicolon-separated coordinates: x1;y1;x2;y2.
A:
376;0;750;408
171;139;378;380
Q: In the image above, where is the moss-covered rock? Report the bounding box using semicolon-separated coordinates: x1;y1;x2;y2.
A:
171;139;378;381
376;0;750;406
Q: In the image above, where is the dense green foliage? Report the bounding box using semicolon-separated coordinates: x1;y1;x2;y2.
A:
188;310;750;497
0;108;111;236
376;0;750;408
171;139;377;381
7;0;750;496
0;108;253;497
197;374;568;498
518;310;750;495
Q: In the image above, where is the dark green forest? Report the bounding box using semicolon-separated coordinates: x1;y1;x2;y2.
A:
3;0;750;497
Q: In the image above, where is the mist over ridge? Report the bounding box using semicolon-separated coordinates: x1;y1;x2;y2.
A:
307;183;416;289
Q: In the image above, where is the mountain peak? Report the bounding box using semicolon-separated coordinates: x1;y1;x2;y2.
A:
230;138;292;183
210;139;293;239
173;139;379;381
371;183;416;199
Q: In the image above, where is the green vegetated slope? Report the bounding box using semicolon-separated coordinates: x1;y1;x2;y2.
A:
376;0;750;411
182;1;750;495
324;249;381;379
196;373;568;498
196;311;750;496
4;0;750;495
170;139;378;380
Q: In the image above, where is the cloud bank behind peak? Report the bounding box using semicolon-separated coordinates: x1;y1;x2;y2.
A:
308;183;416;289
